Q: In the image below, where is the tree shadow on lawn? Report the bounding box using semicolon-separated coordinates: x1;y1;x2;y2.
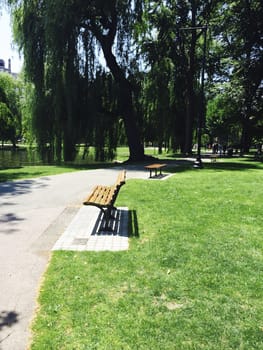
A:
0;171;46;183
200;160;263;172
162;158;263;173
0;162;115;183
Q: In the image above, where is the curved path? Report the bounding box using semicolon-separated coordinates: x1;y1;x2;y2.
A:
0;166;147;350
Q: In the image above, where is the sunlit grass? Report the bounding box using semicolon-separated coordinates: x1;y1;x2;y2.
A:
29;158;263;349
0;163;117;182
0;165;85;182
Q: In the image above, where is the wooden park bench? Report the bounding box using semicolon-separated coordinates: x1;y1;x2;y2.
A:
83;170;126;231
144;163;167;178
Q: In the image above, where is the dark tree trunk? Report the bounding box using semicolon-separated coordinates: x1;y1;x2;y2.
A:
100;43;145;161
240;117;252;154
184;83;195;154
183;2;197;155
240;129;251;154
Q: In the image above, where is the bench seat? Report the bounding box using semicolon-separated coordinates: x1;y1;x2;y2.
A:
83;185;116;207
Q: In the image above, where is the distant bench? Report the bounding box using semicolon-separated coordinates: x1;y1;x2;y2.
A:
83;170;126;230
144;163;167;178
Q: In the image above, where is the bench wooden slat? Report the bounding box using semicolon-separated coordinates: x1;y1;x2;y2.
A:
84;185;114;206
144;163;166;170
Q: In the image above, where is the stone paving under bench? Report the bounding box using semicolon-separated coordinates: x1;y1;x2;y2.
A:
52;206;129;251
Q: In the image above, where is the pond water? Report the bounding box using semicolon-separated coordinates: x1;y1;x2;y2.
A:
0;146;98;168
0;147;43;168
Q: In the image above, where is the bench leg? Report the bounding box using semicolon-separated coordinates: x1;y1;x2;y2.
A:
99;208;114;232
148;167;163;178
110;206;117;218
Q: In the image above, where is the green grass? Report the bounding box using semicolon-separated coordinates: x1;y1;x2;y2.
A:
28;158;263;349
0;165;80;182
0;163;116;182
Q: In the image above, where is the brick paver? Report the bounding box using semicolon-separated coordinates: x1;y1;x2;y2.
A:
52;206;129;251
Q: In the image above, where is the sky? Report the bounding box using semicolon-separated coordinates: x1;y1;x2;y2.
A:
0;8;23;73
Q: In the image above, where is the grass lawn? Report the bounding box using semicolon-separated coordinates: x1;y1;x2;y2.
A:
25;158;263;349
0;163;115;182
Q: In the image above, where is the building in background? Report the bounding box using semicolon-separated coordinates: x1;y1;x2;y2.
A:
0;58;18;78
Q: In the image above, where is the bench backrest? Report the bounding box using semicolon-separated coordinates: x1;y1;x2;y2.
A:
115;170;126;188
110;170;126;204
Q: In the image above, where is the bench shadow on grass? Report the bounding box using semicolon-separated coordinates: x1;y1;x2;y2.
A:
128;209;140;238
90;208;139;238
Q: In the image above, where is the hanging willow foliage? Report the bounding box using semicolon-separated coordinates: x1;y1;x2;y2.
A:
7;0;262;159
7;0;146;162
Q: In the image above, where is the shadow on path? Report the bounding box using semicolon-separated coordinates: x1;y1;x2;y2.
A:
0;310;19;344
0;178;49;197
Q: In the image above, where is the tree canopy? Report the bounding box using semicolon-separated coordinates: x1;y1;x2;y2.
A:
4;0;263;161
0;72;22;146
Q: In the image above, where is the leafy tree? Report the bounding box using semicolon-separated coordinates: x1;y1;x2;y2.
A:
0;102;16;146
7;0;146;161
5;0;262;160
139;0;220;154
79;1;145;160
214;0;263;152
206;84;241;146
0;72;22;147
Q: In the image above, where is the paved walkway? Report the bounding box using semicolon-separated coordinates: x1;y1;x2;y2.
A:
0;165;150;350
52;206;129;251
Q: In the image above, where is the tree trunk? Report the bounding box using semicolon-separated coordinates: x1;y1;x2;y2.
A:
100;43;145;161
240;118;252;154
240;131;250;154
184;83;195;154
183;2;197;155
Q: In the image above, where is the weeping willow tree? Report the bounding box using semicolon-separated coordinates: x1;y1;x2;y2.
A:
0;72;22;147
7;0;146;161
139;0;219;154
216;0;263;153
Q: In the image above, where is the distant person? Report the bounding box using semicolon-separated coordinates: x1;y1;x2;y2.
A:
212;143;218;154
